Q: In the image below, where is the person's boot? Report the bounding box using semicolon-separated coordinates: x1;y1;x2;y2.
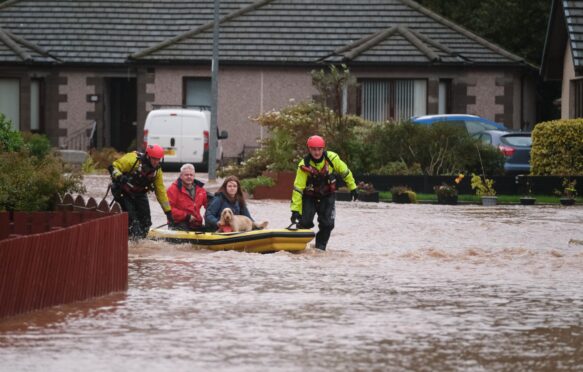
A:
316;244;326;251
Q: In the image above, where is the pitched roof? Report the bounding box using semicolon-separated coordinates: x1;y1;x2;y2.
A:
0;0;251;64
0;27;59;63
321;25;464;64
542;0;583;79
564;0;583;70
0;0;528;67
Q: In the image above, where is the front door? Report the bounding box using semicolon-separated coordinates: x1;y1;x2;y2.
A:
108;78;137;151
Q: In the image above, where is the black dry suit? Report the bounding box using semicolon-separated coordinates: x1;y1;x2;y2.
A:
109;151;171;240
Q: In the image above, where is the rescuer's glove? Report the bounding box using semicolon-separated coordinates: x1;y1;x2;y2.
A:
165;211;175;226
117;174;129;185
290;211;301;225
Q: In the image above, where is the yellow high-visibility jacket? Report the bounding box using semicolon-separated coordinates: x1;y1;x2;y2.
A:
291;150;356;214
111;152;171;213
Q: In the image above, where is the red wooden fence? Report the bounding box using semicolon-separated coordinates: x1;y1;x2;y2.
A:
0;194;128;319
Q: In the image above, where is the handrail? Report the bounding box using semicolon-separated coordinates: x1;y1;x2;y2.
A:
63;121;96;151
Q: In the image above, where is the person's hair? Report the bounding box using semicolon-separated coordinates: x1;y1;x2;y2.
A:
180;163;195;174
217;175;246;209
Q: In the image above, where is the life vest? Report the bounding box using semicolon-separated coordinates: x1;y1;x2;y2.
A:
300;152;337;197
122;152;160;194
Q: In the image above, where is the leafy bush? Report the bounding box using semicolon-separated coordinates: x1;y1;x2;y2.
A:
0;150;85;211
390;185;417;203
531;119;583;175
374;161;423;175
363;121;504;175
21;131;52;159
240;176;275;196
223;100;371;178
89;147;123;170
0;120;85;211
555;178;577;198
0;113;24;152
218;150;272;179
82;156;97;174
470;173;496;197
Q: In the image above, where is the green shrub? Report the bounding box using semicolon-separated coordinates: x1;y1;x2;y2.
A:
374;161;423;175
21;131;52;159
221;100;371;178
390;185;417;203
221;65;370;178
82;155;97;174
0;119;84;211
364;121;504;175
0;113;24;152
218;149;272;179
470;173;496;197
0;150;85;211
240;176;275;196
89;147;123;170
531;119;583;175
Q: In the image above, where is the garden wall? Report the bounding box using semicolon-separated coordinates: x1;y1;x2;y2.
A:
352;175;583;195
0;196;128;319
254;174;583;200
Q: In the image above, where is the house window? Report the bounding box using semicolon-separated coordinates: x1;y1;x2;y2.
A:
438;79;452;114
0;78;20;130
184;78;211;109
359;79;427;122
573;79;583;118
30;79;45;132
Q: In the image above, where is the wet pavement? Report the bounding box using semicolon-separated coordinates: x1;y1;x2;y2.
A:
0;174;582;371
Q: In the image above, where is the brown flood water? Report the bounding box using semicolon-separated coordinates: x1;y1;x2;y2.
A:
1;174;582;371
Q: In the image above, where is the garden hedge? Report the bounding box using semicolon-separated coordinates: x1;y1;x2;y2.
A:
531;119;583;175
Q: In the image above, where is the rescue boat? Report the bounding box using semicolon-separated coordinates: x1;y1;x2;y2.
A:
147;228;315;253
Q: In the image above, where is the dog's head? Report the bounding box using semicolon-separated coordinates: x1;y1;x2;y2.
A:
220;208;234;224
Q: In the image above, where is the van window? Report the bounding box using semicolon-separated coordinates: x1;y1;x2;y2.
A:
185;78;211;108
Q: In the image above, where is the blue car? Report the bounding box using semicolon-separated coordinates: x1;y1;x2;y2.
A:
411;114;509;135
473;130;531;174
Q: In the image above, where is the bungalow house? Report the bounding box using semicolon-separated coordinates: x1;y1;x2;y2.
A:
0;0;537;158
541;0;583;119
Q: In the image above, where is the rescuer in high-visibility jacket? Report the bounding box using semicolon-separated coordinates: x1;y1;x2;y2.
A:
109;144;172;240
290;135;358;251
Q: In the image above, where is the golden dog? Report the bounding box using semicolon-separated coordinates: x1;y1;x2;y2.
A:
218;208;268;232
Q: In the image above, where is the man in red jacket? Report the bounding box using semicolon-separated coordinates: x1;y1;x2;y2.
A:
166;163;210;231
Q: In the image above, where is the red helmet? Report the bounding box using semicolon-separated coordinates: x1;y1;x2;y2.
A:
146;144;164;159
307;135;325;148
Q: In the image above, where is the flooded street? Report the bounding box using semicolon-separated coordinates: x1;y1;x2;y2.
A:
1;174;582;371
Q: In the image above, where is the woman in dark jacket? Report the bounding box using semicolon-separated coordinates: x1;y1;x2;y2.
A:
205;175;254;231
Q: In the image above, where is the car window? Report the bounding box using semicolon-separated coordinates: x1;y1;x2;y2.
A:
465;120;498;135
473;133;492;144
433;121;468;136
434;120;465;128
501;135;531;147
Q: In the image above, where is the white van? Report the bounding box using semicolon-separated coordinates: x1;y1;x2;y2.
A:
142;108;228;170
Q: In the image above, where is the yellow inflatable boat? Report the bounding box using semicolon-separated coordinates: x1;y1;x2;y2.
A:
147;228;315;253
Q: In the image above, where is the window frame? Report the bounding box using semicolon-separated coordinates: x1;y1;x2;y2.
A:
357;78;428;122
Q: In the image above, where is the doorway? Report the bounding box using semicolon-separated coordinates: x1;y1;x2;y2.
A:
108;78;137;151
